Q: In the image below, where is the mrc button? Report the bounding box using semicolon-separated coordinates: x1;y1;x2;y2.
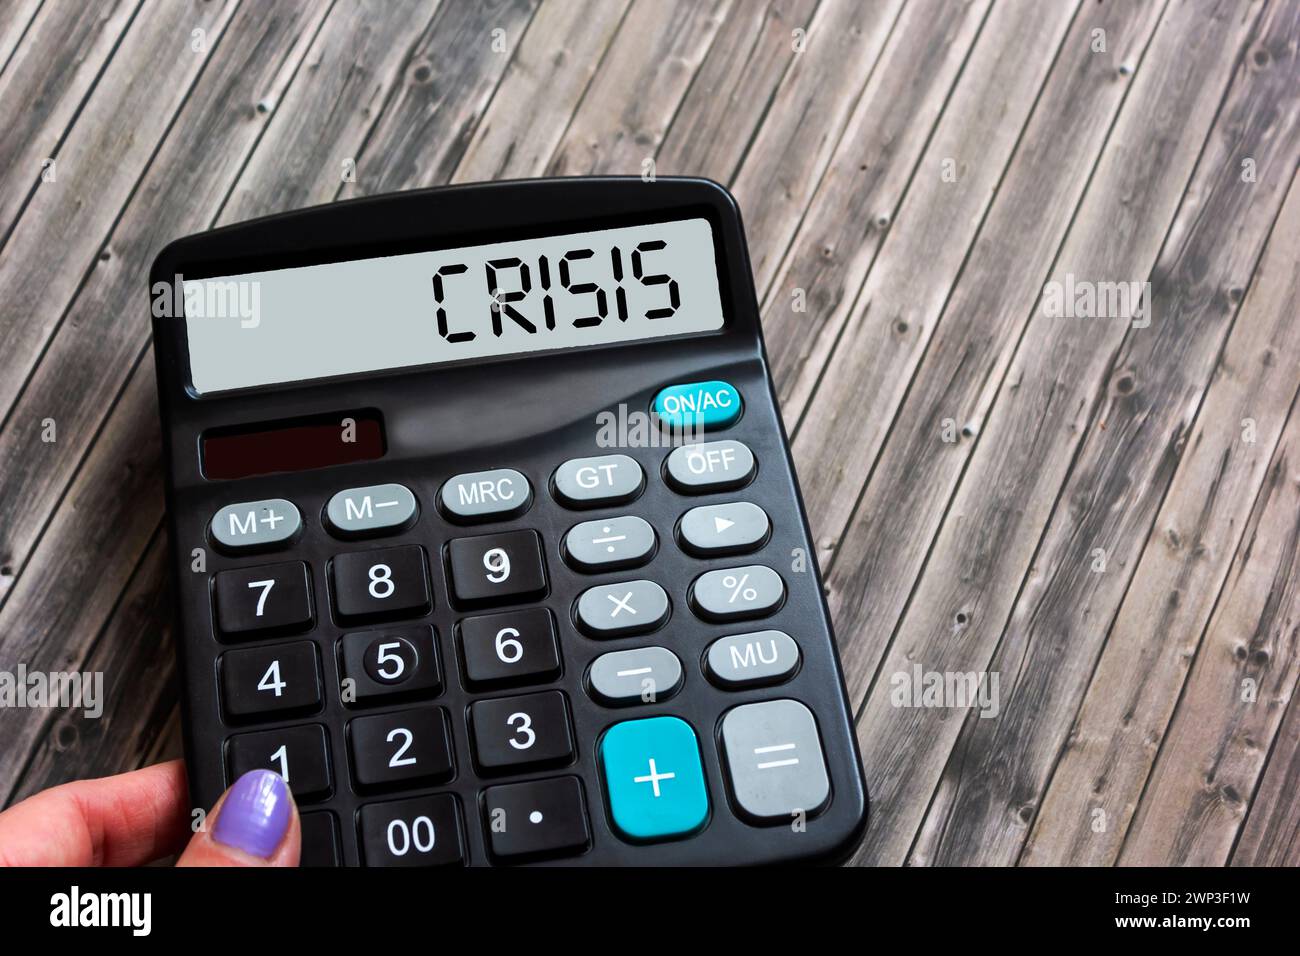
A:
211;498;301;551
664;440;754;493
325;483;416;537
440;469;531;522
653;381;741;430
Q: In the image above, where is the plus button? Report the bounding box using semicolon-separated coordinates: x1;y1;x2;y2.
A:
632;758;676;797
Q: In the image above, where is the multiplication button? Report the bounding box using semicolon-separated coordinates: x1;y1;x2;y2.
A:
564;515;656;571
689;565;784;622
664;440;755;493
720;699;829;823
575;580;669;637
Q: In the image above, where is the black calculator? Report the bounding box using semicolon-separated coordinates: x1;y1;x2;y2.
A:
150;177;868;866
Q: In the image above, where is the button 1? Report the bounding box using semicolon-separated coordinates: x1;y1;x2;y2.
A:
553;454;644;508
564;515;656;572
348;706;454;789
299;812;341;867
447;530;547;605
227;724;331;801
575;580;669;637
588;646;682;706
653;381;741;431
221;641;320;719
331;546;431;623
720;699;829;823
690;565;784;621
600;716;709;842
678;501;770;556
470;690;574;772
705;631;800;688
210;498;301;551
325;483;417;537
440;468;531;523
482;777;590;861
358;794;464;867
458;607;560;688
338;626;441;704
214;561;313;637
664;440;755;493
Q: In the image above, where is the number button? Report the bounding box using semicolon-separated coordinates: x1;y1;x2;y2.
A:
358;794;464;867
227;724;331;801
331;546;431;622
458;608;560;688
481;777;590;861
446;530;546;606
299;812;341;867
338;626;441;704
470;690;574;772
220;641;321;720
348;707;454;789
214;561;313;637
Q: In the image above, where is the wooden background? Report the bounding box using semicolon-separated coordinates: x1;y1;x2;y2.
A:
0;0;1296;866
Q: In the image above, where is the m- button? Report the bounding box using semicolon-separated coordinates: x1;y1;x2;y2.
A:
440;469;531;523
325;483;417;537
211;499;301;552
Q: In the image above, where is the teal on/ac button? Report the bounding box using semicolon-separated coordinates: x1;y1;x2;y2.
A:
600;716;709;842
653;380;741;430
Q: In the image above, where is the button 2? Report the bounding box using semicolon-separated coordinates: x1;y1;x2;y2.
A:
227;724;331;801
690;565;784;621
331;546;431;623
325;483;417;537
575;580;669;637
470;690;574;772
447;530;547;605
214;561;313;636
221;641;320;719
481;777;590;861
653;381;741;431
664;440;755;493
600;716;709;842
440;468;531;523
211;498;301;551
553;454;644;508
720;699;829;822
358;794;464;867
563;515;656;571
678;502;770;556
458;607;560;688
348;706;454;789
588;647;682;706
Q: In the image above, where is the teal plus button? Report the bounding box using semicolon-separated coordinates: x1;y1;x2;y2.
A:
600;716;709;841
653;380;741;430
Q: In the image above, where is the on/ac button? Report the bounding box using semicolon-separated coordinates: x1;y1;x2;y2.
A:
652;380;741;430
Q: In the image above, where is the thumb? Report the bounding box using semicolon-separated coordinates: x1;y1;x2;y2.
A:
178;769;300;867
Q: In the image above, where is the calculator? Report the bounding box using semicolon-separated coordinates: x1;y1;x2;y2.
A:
150;177;868;866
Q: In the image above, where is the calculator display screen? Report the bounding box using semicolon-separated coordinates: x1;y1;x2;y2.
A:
182;217;725;394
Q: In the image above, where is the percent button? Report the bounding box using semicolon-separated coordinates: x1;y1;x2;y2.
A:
689;565;785;622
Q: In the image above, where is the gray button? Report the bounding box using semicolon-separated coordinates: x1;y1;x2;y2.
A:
325;483;416;536
587;646;682;706
679;502;770;556
665;440;754;493
553;454;643;507
576;580;669;637
565;516;656;571
211;499;301;551
720;699;829;822
690;565;784;621
440;468;531;521
706;631;800;688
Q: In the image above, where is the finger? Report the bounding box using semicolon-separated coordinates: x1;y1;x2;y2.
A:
0;759;190;867
177;769;300;867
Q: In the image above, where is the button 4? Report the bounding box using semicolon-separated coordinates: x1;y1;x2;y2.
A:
214;561;313;637
600;716;709;842
720;699;829;823
211;498;301;552
221;641;320;719
575;580;669;637
553;454;644;508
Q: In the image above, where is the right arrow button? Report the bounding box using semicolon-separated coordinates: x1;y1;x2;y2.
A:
678;501;770;557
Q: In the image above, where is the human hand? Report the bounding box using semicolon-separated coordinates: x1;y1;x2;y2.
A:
0;760;300;866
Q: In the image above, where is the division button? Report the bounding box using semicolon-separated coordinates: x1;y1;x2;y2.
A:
325;483;417;537
664;440;755;493
553;454;644;508
439;468;531;523
678;502;770;556
719;699;829;823
481;777;591;861
600;716;709;842
211;498;301;551
564;515;656;571
575;580;669;637
705;631;800;689
588;647;682;706
689;565;784;622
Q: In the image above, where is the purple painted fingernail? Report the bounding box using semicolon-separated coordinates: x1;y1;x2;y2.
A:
212;769;291;858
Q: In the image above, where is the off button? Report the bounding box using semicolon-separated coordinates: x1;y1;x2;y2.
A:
653;380;741;431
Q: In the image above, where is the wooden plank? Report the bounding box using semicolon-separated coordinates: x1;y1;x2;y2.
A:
544;0;732;177
844;0;1264;866
1232;665;1300;866
759;0;998;413
0;0;238;423
1025;175;1300;865
1119;390;1300;865
909;0;1300;865
729;0;904;291
219;0;445;224
654;0;817;183
0;0;140;240
820;0;1167;710
336;0;542;197
452;0;632;182
0;0;43;78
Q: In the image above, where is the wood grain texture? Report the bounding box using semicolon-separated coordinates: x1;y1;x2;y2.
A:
0;0;44;80
1232;656;1300;866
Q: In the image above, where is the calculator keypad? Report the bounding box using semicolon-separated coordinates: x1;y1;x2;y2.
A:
470;690;575;772
331;545;431;622
215;561;313;636
227;724;331;801
220;640;320;719
447;530;547;605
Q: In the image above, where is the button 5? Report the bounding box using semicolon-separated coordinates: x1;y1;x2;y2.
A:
337;625;441;704
211;498;301;552
440;468;531;523
653;381;741;431
720;699;830;823
553;454;644;508
325;483;417;537
600;716;709;842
